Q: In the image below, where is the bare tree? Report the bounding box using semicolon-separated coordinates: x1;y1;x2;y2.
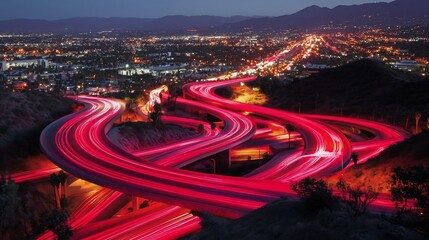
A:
336;179;378;216
391;166;429;219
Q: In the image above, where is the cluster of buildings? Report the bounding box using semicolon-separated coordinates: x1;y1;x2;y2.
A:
390;60;422;72
118;64;187;77
0;58;49;72
1;26;428;95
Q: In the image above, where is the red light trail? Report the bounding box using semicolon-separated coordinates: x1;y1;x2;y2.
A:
32;41;410;238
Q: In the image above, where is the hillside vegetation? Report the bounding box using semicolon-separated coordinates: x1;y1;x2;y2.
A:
249;59;429;192
108;122;197;152
255;59;429;129
192;59;429;239
325;130;429;193
185;199;424;240
0;92;73;171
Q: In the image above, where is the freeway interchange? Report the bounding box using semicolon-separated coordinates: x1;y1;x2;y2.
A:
35;80;408;239
34;42;410;238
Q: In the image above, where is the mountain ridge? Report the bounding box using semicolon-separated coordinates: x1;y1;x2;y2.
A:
0;15;251;33
0;0;428;33
227;0;429;30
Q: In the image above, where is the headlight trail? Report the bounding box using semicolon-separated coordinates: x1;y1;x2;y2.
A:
35;38;410;238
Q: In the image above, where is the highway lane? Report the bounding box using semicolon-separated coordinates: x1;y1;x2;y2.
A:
40;82;404;235
43;91;400;238
302;114;410;164
183;76;409;179
12;166;60;183
36;36;412;237
39;88;348;240
41;96;295;219
148;96;256;168
36;94;404;238
182;76;409;215
183;77;352;181
39;96;252;239
38;188;128;240
76;203;200;240
39;114;216;240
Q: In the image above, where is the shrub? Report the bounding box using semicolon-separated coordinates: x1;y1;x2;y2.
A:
291;178;337;212
336;179;378;216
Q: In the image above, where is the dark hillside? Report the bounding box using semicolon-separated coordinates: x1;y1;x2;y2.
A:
226;0;429;30
0;92;73;171
258;59;429;129
185;199;424;240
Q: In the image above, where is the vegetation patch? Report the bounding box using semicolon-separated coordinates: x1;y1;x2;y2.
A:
325;131;429;194
0;92;74;173
108;121;198;152
252;59;429;131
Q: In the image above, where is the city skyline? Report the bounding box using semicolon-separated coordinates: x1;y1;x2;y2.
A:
1;0;391;20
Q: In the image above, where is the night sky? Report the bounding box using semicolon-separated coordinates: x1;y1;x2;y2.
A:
1;0;391;20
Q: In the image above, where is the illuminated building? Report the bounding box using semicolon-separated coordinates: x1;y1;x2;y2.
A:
0;59;50;71
391;60;421;71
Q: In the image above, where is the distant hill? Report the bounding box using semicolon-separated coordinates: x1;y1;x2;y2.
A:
226;0;429;31
255;59;429;129
1;0;427;33
0;16;251;33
